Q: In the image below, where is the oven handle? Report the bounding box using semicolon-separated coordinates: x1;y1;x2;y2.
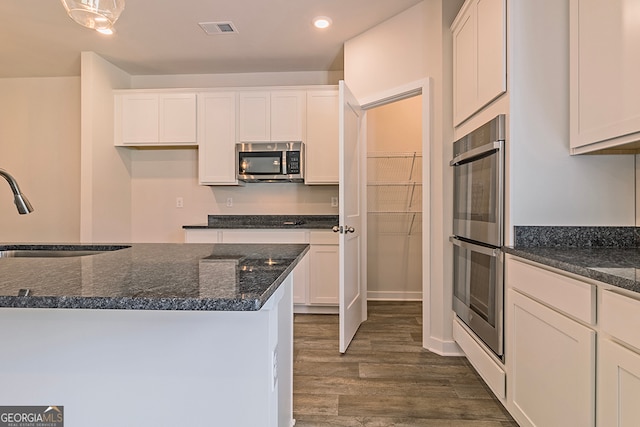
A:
449;140;503;166
449;236;501;257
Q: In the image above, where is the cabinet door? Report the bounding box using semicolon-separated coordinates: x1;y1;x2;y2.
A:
271;91;305;141
305;90;339;184
198;92;238;185
476;0;506;109
120;94;159;144
308;231;339;305
159;94;197;143
239;91;270;141
598;338;640;426
452;2;477;126
452;0;506;126
570;0;640;152
508;290;596;427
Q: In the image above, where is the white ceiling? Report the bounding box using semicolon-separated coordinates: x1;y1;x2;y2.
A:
0;0;423;78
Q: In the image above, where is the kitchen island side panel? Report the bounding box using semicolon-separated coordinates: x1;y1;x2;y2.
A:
0;278;292;427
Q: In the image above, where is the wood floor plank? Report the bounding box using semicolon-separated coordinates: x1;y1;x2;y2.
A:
337;395;511;421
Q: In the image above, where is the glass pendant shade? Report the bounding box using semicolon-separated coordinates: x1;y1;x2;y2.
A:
60;0;125;31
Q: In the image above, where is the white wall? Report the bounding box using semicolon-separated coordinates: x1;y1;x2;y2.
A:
344;2;427;105
129;149;339;242
508;0;635;232
80;52;133;243
0;77;81;243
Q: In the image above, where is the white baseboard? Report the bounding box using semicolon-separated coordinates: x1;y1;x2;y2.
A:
423;335;465;356
367;291;422;301
293;304;338;314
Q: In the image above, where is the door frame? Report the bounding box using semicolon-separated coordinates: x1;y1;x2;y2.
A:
359;78;434;352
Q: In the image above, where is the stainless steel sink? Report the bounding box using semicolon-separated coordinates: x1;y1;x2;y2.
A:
0;245;129;258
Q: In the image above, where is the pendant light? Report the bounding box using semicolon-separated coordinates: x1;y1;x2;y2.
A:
60;0;125;33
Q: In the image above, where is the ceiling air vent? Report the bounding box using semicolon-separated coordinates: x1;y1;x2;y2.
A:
198;21;239;35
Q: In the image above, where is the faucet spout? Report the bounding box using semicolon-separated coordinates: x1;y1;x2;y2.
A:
0;169;34;214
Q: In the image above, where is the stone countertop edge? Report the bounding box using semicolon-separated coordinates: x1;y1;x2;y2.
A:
506;226;640;294
0;244;310;312
503;246;640;297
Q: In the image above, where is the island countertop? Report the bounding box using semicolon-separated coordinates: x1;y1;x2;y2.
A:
0;243;309;311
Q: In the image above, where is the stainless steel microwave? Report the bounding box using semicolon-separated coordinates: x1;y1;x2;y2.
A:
236;142;304;183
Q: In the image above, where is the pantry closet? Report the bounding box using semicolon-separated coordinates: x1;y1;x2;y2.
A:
366;95;423;301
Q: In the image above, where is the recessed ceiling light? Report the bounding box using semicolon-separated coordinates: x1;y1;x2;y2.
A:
313;16;332;29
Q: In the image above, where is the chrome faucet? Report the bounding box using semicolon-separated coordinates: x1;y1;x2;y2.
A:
0;169;33;214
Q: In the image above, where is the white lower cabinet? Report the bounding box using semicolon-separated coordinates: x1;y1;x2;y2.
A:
502;256;640;427
598;289;640;426
184;229;338;312
598;338;640;426
507;289;595;427
308;231;339;305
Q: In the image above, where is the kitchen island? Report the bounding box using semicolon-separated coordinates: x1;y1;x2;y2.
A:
0;243;308;427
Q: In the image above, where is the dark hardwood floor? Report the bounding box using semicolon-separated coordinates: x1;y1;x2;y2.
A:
293;301;518;427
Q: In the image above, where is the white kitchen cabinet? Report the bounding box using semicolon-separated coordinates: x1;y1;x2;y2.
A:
505;257;596;427
598;290;640;426
238;90;305;142
197;92;238;185
305;89;339;184
508;289;595;427
114;92;197;146
451;0;506;126
308;231;339;304
570;0;640;154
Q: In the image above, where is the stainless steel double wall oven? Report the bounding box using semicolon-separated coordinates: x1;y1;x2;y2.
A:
450;114;505;360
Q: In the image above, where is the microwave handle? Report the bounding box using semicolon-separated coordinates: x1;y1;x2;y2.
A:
450;140;503;166
449;236;500;258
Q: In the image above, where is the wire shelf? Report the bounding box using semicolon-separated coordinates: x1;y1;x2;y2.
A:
368;212;423;235
367;183;422;212
367;152;422;183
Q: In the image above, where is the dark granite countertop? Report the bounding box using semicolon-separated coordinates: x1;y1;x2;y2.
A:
183;215;338;230
0;243;309;311
507;226;640;294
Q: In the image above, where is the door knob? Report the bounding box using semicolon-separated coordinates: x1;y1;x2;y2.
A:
345;226;355;233
332;225;341;233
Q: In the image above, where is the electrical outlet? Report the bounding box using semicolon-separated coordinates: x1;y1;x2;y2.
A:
176;197;184;208
226;197;233;207
331;197;338;207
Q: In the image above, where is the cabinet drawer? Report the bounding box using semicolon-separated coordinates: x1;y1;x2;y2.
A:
309;231;338;245
506;257;596;324
601;290;640;351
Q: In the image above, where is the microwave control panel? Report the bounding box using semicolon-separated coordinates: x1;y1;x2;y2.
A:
286;151;301;174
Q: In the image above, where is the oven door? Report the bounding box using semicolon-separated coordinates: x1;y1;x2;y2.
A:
451;141;503;246
451;236;503;358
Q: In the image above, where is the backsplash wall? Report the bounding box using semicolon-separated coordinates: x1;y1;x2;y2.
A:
129;148;338;243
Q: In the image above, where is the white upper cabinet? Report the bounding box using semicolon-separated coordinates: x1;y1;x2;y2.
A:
305;89;339;184
238;90;305;142
114;92;197;146
198;92;238;185
570;0;640;154
452;0;506;126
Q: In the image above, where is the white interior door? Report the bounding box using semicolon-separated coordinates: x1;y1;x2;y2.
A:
338;81;366;353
